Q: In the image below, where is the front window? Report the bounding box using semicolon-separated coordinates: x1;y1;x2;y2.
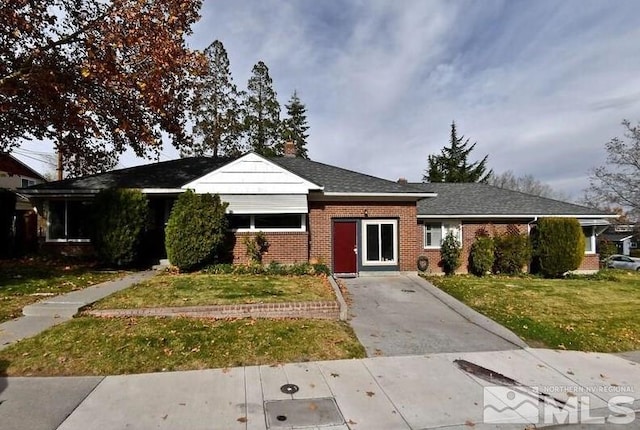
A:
47;200;92;241
362;220;398;265
21;178;35;188
583;226;595;254
228;214;306;232
424;221;462;249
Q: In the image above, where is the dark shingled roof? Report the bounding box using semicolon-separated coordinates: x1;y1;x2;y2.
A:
26;154;426;195
272;157;425;194
28;157;231;191
411;182;613;217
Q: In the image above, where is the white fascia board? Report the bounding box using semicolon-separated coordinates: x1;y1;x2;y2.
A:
417;214;619;219
140;188;186;194
323;192;436;198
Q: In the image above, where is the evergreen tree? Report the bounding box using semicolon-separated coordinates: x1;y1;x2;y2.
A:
279;90;310;158
243;61;281;157
423;121;492;183
185;40;244;158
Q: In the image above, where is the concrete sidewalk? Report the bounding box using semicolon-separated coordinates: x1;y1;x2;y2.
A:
0;271;155;351
2;348;638;430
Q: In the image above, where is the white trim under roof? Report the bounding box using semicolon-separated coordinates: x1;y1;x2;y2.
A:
140;188;186;194
322;192;436;198
418;214;618;219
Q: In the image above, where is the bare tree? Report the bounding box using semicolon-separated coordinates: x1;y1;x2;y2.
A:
488;170;568;200
583;120;640;219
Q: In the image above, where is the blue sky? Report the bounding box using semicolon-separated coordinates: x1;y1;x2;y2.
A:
16;0;640;199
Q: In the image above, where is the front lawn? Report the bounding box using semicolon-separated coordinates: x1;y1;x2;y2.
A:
425;270;640;352
0;316;366;376
0;258;124;323
91;273;335;309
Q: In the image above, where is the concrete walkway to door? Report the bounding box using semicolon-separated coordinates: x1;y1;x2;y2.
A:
342;274;527;357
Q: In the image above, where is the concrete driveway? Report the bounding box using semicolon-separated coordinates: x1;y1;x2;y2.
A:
342;274;527;356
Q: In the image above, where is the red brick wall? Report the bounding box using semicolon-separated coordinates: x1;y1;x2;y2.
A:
41;242;95;258
578;254;600;271
417;220;601;274
308;201;419;272
417;221;528;274
230;232;308;265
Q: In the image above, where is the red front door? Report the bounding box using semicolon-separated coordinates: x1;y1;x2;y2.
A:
333;221;357;274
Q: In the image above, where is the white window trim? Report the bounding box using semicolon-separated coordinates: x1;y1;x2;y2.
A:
423;221;462;249
361;219;398;266
584;226;596;255
232;214;307;233
45;200;91;243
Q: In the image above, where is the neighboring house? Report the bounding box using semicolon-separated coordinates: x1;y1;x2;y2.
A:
601;224;639;256
0;153;47;255
22;146;615;273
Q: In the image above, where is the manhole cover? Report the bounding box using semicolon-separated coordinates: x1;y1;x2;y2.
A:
280;383;299;394
265;398;344;428
401;289;416;293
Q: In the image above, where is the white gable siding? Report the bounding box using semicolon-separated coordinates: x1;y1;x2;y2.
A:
183;153;321;195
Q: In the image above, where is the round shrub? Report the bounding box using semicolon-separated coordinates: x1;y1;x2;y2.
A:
165;190;228;272
92;188;149;267
469;235;494;276
531;217;585;278
493;231;531;275
440;231;462;275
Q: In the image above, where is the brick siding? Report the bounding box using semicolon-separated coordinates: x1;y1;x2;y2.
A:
308;201;419;272
86;301;340;320
418;220;600;274
229;232;309;265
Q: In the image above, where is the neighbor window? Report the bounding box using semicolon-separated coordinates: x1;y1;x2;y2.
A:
362;220;397;266
423;221;462;249
21;178;35;188
47;200;92;241
228;214;306;232
583;226;595;254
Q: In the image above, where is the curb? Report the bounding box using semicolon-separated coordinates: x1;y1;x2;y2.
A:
328;276;349;321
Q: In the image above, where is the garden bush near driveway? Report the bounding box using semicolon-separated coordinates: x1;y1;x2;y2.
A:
90;273;335;310
0;316;366;376
0;258;124;323
425;270;640;353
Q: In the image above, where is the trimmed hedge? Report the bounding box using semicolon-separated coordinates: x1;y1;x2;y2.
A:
92;189;148;267
440;231;462;275
493;231;531;275
469;234;494;276
165;191;228;272
204;262;331;276
532;217;585;278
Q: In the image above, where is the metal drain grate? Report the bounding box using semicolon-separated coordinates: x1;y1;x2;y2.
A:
265;398;344;428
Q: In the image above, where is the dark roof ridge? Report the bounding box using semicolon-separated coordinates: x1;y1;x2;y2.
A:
272;156;426;193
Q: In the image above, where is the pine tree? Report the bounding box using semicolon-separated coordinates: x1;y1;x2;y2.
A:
185;40;244;158
279;90;310;158
423;121;492;183
243;61;281;157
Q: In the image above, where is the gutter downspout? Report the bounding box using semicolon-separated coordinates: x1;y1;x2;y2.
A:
527;216;538;234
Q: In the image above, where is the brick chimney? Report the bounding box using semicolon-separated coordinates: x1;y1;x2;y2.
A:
397;177;408;185
283;141;297;157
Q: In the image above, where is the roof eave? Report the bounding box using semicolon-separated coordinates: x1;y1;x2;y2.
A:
417;214;619;219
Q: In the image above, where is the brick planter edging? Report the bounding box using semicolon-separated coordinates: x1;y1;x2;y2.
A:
85;301;340;320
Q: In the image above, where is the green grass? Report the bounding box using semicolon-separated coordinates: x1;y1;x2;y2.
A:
425;269;640;353
0;258;124;323
0;316;366;376
91;273;335;309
